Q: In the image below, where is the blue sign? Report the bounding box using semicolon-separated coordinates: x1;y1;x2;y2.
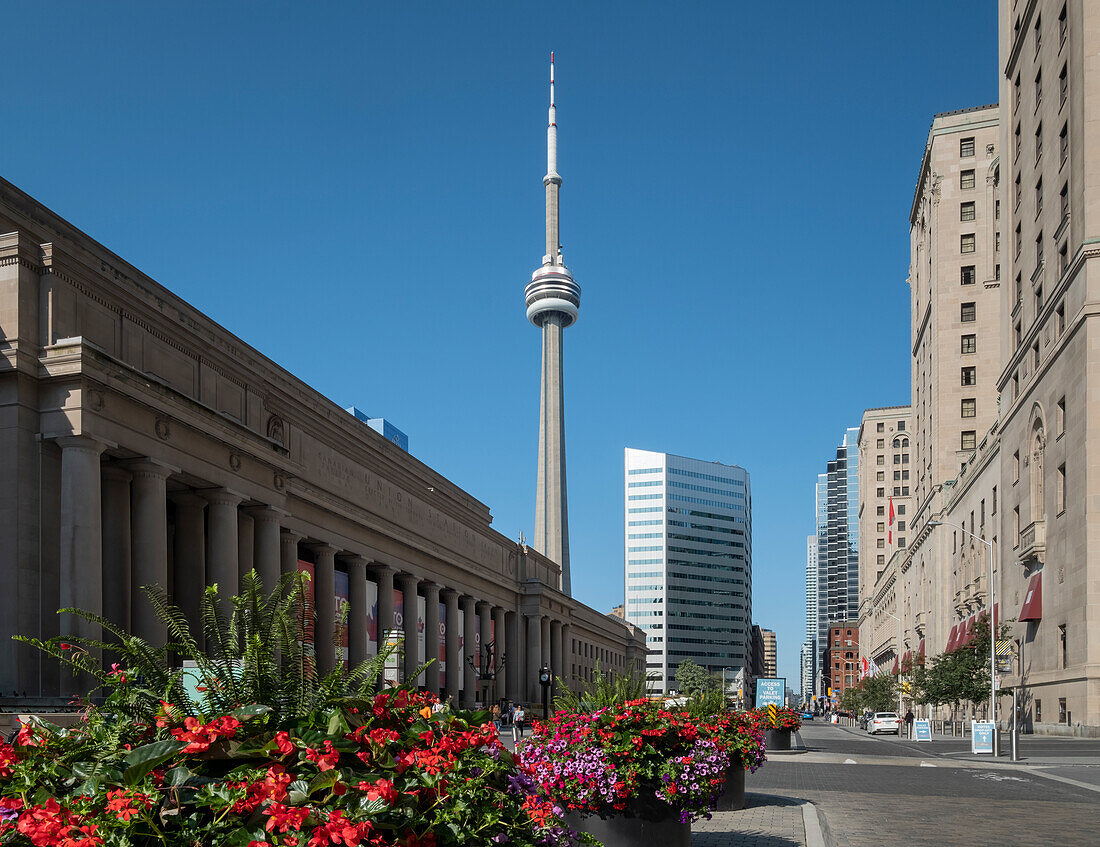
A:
754;677;785;708
913;719;932;742
971;720;995;754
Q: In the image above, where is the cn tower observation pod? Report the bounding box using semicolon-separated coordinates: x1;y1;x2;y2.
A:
525;264;581;327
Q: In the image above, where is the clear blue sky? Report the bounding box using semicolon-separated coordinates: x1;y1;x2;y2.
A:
4;2;998;690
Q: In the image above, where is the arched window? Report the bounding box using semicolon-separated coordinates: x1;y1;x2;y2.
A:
1030;418;1046;523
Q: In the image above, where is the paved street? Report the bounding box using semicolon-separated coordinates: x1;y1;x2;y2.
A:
746;723;1100;846
693;794;808;847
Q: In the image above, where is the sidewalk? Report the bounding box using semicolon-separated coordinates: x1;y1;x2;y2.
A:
692;793;823;847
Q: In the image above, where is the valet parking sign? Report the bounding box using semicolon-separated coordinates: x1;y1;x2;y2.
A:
754;677;786;709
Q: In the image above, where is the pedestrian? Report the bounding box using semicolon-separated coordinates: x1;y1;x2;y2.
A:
905;708;915;738
514;705;526;738
491;703;502;728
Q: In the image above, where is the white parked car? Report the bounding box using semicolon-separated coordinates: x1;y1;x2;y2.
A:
867;712;901;735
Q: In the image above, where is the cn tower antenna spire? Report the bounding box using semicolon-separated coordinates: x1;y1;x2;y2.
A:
526;51;580;596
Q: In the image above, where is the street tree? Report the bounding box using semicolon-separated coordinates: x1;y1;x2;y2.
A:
674;659;719;698
859;673;898;712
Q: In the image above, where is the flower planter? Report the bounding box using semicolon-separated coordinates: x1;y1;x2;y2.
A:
765;727;791;751
714;766;746;812
563;811;690;847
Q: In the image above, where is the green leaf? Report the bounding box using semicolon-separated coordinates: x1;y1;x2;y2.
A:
287;779;310;805
306;769;340;796
165;766;195;786
122;739;186;785
231;704;273;721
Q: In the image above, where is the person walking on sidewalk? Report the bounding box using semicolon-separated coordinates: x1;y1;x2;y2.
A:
514;705;527;738
904;709;915;738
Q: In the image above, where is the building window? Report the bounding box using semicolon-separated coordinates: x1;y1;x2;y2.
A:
961;233;976;253
996;198;1001;220
992;485;997;515
877;454;885;466
1013;506;1020;546
1057;396;1065;436
1060;122;1068;165
876;438;885;449
898;537;906;548
1015;224;1022;257
961;399;976;418
876;555;884;566
961;302;976;322
996;263;1001;280
1056;303;1065;335
1033;340;1041;370
1059;624;1067;668
1059;182;1069;222
1036;176;1043;212
877;487;885;497
897;420;906;430
1058;242;1068;275
1036;230;1044;271
893;453;901;464
877;538;885;549
1059;3;1067;45
960;201;976;222
877;522;885;532
962;366;976;386
898;521;906;532
961;265;976;285
1035;13;1042;53
876;471;885;481
1035;69;1042;107
961;430;976;451
960;169;975;190
877;505;885;516
1012;372;1020;399
961;334;976;354
898;505;905;515
1013;450;1020;482
893;470;901;481
1058;698;1067;723
1014;321;1022;350
1035;124;1043;163
1057;464;1066;514
877;423;884;433
960;137;975;158
1059;63;1068;107
1014;172;1022;206
1036;699;1042;723
1014;123;1022;159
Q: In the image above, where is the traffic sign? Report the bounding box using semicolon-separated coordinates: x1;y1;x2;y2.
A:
755;678;785;708
971;721;995;754
913;719;932;741
767;704;777;726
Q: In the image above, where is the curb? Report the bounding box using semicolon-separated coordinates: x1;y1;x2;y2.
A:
800;800;833;847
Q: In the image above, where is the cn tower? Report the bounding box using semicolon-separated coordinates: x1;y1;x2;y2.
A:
525;52;580;596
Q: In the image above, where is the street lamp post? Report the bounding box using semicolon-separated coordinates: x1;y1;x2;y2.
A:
883;610;904;719
928;519;997;754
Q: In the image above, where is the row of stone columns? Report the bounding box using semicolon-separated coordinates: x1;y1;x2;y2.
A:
55;435;577;707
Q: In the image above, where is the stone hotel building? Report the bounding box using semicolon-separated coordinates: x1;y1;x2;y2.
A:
0;176;645;709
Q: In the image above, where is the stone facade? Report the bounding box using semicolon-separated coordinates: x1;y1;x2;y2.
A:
0;176;645;709
993;0;1100;734
856;406;913;668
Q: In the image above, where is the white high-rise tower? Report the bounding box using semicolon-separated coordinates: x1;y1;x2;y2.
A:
526;52;580;595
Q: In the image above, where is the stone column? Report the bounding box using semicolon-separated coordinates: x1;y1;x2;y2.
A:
526;614;542;704
170;493;207;641
280;529;303;578
345;556;369;667
204;489;242;609
100;466;132;638
550;619;563;688
560;623;572;690
312;544;338;676
478;601;493;704
493;607;507;704
129;460;173;647
397;573;420;685
541;615;552;669
506;611;521;703
58;436;105;692
443;589;460;703
249;507;282;593
461;595;477;707
236;511;254;589
374;565;395;653
422;582;441;695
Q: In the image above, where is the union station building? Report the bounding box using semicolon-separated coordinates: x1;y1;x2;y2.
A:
0;176;645;710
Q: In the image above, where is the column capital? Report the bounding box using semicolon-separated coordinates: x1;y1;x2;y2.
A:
125;458;179;480
340;554;371;570
280;528;304;543
101;464;133;483
56;434;110;454
368;561;396;577
202;487;244;508
309;542;340;558
476;599;493;613
440;587;460;601
395;571;420;588
245;504;286;522
169;490;208;508
419;579;441;593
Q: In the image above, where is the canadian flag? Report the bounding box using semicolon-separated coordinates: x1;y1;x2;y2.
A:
860;656;869;680
888;496;895;544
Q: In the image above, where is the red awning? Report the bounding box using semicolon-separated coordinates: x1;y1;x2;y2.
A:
946;624;959;652
917;639;926;657
961;615;977;648
1019;572;1043;622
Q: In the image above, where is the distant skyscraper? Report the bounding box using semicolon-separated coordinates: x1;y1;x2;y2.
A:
761;629;777;678
527;53;581;595
623;448;752;694
814;427;860;696
802;533;818;698
345;407;409;452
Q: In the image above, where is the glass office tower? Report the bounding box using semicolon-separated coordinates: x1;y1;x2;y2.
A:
814;427;860;697
623;448;752;694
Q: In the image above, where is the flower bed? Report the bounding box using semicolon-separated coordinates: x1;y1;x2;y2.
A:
519;699;733;824
750;707;802;732
0;689;580;847
699;712;766;772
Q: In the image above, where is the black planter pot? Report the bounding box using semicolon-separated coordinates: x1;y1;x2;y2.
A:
714;767;746;812
563;811;690;847
765;728;792;751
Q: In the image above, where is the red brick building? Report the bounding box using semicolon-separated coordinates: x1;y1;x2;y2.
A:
824;622;859;704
